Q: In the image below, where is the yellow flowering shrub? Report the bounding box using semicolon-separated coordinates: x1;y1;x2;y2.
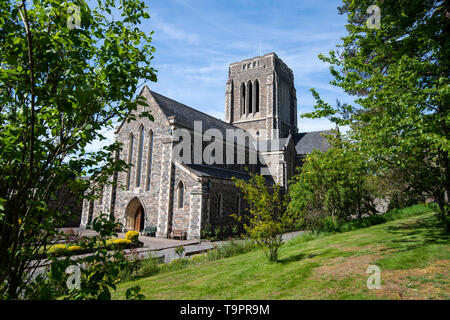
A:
49;244;68;253
68;245;82;252
113;239;132;245
125;231;139;243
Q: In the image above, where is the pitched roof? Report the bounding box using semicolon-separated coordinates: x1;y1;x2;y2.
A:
183;164;275;185
149;90;237;135
294;130;332;154
184;164;252;181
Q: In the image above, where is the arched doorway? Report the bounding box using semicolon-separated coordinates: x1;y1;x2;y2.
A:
125;197;145;232
133;204;145;232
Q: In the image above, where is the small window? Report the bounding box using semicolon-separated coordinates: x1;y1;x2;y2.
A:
177;181;184;209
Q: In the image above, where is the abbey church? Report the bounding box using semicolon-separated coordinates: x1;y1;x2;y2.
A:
80;53;330;239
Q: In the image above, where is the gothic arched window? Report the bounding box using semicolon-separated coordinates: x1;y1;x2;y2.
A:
177;181;184;209
240;82;246;116
126;133;134;190
146;130;153;191
254;80;260;113
247;81;252;114
136;125;144;187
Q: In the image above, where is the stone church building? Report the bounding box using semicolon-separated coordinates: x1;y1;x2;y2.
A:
80;53;330;239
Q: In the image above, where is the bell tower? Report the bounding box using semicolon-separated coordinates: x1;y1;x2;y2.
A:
224;52;298;140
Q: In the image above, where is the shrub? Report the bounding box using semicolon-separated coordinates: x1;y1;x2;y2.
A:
233;173;291;262
114;239;132;245
174;245;185;259
206;240;258;261
113;239;132;248
231;225;239;237
118;268;133;283
138;255;160;278
319;216;340;232
125;231;139;243
201;224;212;239
190;253;208;263
161;258;192;272
213;226;222;239
124;248;142;275
48;244;68;255
68;245;82;252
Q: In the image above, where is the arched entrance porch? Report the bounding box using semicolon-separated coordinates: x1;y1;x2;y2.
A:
125;197;145;232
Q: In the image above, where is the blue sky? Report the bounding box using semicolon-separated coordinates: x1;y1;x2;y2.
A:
92;0;353;150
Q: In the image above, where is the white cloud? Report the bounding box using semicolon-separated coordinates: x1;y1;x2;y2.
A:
151;15;200;45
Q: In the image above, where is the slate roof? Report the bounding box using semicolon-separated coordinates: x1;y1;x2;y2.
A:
258;136;291;152
149;90;237;135
294;130;332;154
184;164;275;184
184;164;251;181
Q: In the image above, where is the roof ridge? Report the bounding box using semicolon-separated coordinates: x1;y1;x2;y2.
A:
149;90;238;131
187;163;251;175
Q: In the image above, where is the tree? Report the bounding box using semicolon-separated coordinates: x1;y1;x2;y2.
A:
289;133;377;231
0;0;157;298
232;174;292;262
303;0;449;229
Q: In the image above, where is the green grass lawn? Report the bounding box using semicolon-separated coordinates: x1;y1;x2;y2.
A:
113;206;450;300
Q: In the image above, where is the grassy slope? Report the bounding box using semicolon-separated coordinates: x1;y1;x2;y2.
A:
113;207;450;300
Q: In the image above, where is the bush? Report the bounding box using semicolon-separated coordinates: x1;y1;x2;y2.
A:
319;216;340;232
201;224;213;239
189;253;208;263
68;245;82;252
112;239;132;249
118;268;133;283
48;244;68;255
213;227;222;239
206;240;258;261
125;231;139;243
160;258;192;273
138;256;160;278
233;173;291;262
231;225;239;237
174;245;185;259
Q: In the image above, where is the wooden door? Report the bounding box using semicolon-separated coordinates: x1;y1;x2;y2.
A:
134;207;142;231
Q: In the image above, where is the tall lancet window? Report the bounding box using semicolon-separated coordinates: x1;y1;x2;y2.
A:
247;80;252;114
217;193;223;218
254;80;260;113
126;133;134;190
136;125;144;187
177;181;184;209
146;130;154;191
240;82;246;116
